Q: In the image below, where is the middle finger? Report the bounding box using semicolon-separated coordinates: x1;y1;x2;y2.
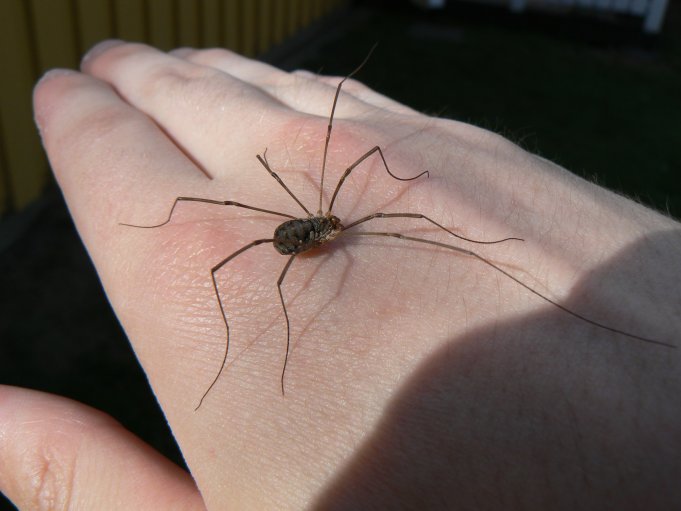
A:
82;40;292;179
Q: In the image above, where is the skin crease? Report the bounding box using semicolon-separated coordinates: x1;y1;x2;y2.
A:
0;39;678;509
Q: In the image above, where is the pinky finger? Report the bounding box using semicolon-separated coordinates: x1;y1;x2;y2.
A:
0;386;205;511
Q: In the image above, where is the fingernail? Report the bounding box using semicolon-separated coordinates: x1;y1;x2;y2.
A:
34;69;78;140
37;68;77;86
82;39;125;66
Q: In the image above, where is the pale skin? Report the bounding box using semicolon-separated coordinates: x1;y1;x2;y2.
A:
1;39;679;509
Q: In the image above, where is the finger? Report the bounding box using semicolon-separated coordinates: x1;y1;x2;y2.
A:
81;41;292;178
33;67;246;427
174;47;396;118
33;68;216;228
171;47;287;86
0;386;204;511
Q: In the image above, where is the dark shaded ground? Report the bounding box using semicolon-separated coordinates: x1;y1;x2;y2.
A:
1;1;680;508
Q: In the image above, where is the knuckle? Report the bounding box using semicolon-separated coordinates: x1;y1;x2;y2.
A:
49;101;144;171
138;61;216;101
191;47;237;63
291;69;314;78
24;442;76;511
342;77;366;91
82;40;137;69
17;409;120;511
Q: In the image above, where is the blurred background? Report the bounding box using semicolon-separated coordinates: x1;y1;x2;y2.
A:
1;0;679;506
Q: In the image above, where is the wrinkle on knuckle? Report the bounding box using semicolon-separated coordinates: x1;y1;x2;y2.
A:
22;436;77;511
341;77;366;92
35;459;74;511
0;391;124;511
137;63;221;105
48;104;147;171
24;412;119;511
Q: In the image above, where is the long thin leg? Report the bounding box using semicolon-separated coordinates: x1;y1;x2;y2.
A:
346;231;676;349
120;197;295;228
318;44;378;214
257;150;312;217
327;146;428;213
277;255;297;395
342;212;524;245
195;238;275;410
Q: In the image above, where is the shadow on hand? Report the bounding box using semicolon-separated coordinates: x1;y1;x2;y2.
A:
313;229;681;511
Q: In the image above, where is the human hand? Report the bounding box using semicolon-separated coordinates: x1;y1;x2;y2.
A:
2;40;680;509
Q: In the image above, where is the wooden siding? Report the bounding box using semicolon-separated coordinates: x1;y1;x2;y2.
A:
0;0;347;216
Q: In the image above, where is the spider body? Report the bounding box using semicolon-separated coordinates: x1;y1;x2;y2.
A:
273;215;343;255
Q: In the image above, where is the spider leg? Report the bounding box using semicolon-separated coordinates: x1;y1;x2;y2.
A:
257;151;313;216
318;44;378;214
120;197;295;228
346;231;676;349
327;146;428;213
195;238;275;411
342;212;524;245
277;255;297;395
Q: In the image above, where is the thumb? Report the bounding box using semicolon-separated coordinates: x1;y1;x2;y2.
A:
0;385;204;511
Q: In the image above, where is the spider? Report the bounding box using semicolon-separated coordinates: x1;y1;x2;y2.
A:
123;51;675;410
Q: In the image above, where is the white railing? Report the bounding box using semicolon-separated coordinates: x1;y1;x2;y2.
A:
508;0;669;33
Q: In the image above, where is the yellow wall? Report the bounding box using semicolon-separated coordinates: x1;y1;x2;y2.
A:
0;0;347;216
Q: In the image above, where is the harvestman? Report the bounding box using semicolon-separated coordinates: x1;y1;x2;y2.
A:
123;52;676;410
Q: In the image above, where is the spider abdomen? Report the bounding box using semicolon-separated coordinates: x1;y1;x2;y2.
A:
274;215;343;255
